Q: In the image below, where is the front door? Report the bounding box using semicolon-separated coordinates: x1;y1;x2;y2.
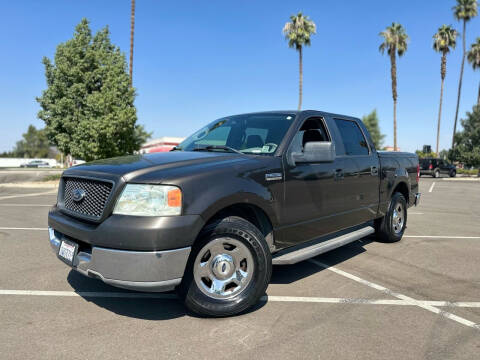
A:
278;117;358;248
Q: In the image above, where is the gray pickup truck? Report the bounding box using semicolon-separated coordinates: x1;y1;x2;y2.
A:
48;110;420;316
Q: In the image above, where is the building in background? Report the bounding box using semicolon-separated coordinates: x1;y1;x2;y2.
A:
384;146;401;152
139;137;185;154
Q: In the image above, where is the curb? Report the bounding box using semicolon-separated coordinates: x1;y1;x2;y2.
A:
0;181;60;189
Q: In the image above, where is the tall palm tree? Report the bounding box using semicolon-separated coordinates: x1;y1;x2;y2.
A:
283;12;316;111
129;0;136;86
452;0;478;149
379;23;409;152
467;37;480;105
433;25;458;155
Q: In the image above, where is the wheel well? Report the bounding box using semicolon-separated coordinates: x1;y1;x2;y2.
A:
393;182;409;204
204;204;275;251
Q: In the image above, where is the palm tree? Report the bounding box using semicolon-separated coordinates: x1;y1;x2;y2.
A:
433;25;458;155
379;23;409;151
467;37;480;105
452;0;478;149
283;12;316;111
129;0;136;86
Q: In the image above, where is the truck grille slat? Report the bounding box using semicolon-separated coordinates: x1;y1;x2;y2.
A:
63;178;113;219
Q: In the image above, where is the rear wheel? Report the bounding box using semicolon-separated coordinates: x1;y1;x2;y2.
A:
450;169;456;177
375;192;407;243
177;216;271;317
433;169;440;178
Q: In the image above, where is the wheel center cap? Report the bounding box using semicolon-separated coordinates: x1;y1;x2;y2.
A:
211;254;234;279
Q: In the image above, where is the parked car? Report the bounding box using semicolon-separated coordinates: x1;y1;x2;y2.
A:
20;160;52;168
48;110;420;316
419;158;456;178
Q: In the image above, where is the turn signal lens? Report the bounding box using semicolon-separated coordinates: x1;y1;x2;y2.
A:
167;188;182;207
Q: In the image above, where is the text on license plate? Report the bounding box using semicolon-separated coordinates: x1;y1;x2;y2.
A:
59;241;76;262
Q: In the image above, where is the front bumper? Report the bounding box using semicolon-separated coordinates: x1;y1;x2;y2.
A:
49;227;190;292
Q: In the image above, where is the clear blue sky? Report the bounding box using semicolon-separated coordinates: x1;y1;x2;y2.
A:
1;0;479;153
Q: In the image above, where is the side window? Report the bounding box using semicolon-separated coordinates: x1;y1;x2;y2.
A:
334;119;369;156
288;117;330;160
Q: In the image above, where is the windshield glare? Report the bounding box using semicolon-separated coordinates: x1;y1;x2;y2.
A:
177;113;296;155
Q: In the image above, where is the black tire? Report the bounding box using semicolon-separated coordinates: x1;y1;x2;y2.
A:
374;192;407;243
450;169;456;177
177;216;272;317
433;169;440;178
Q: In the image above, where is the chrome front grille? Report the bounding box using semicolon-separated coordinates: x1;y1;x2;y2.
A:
63;177;113;219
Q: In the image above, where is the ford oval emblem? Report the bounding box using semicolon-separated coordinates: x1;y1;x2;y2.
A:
72;189;86;202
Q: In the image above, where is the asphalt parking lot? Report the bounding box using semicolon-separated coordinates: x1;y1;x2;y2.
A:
1;178;479;359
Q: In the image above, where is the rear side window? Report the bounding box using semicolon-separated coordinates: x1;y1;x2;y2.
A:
334;119;369;156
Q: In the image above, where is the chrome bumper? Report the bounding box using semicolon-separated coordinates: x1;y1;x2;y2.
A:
49;227;190;292
414;193;421;206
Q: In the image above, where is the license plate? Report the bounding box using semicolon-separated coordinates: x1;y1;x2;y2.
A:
58;240;78;265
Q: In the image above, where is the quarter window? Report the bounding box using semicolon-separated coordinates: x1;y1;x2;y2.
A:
335;119;369;156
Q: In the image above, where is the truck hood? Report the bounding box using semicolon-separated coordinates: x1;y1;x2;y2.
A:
63;151;250;181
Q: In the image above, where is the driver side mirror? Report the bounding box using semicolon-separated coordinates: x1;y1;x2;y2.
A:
293;141;336;164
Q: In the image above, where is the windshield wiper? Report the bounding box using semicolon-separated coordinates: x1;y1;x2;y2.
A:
192;145;244;155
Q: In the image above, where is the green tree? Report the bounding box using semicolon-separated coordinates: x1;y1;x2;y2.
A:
450;105;480;167
467;37;480;105
37;19;143;161
361;109;385;149
13;125;50;158
433;25;458;155
133;124;152;149
452;0;478;149
379;23;409;152
282;12;316;111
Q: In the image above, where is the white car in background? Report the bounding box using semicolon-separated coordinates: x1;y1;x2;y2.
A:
20;160;52;168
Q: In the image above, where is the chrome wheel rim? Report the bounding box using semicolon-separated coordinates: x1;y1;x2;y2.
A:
193;237;254;299
392;202;404;234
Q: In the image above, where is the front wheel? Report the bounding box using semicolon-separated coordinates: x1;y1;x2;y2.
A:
177;216;272;317
374;192;407;243
450;170;456;177
433;169;440;178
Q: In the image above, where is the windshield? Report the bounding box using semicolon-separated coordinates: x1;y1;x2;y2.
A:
177;113;296;155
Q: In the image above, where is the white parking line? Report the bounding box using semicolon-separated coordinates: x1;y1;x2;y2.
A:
428;182;436;192
0;191;57;201
0;227;48;231
0;204;52;207
308;259;479;330
404;235;480;239
1;290;480;309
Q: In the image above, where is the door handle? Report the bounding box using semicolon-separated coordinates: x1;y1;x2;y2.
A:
371;166;379;176
335;168;344;180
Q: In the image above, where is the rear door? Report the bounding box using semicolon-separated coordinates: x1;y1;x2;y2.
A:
331;118;380;225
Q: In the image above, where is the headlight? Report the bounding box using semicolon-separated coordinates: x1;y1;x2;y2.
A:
113;184;182;216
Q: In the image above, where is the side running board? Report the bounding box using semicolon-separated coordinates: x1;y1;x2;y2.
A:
272;226;375;265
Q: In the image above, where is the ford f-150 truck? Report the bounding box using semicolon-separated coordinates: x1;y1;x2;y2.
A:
48;110;420;316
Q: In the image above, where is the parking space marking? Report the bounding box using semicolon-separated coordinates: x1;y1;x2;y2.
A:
0;227;48;231
0;204;52;207
0;191;57;201
428;182;436;192
308;259;480;330
404;235;480;239
1;290;480;309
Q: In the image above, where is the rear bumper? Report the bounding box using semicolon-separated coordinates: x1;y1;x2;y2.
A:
420;170;433;176
49;227;190;292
